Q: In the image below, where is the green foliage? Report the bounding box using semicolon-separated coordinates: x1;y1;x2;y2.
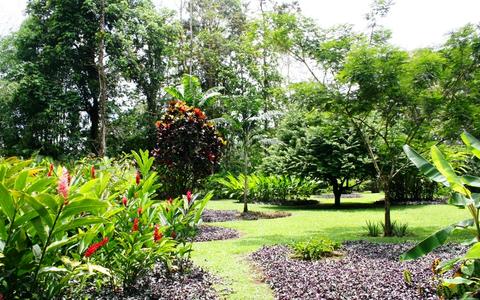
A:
290;237;341;260
215;173;319;204
0;151;212;298
152;100;225;197
402;132;480;299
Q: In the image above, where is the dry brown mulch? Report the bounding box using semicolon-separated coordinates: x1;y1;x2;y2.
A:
250;241;466;300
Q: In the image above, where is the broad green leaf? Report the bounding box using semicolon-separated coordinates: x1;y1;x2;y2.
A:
462;132;480;159
13;210;39;228
23;194;53;227
39;266;68;274
402;145;448;186
400;219;473;260
26;177;55;194
46;235;78;253
14;170;29;190
60;199;109;220
431;146;470;196
53;216;105;234
0;183;15;220
464;242;480;260
36;193;60;212
442;277;475;285
463;175;480;188
30;216;48;243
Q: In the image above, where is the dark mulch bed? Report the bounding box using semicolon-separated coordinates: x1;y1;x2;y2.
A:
250;241;467;300
202;209;239;222
202;209;291;222
319;193;363;198
92;262;218;300
193;225;240;242
240;211;291;220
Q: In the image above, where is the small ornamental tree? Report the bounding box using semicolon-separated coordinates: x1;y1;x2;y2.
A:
152;100;225;197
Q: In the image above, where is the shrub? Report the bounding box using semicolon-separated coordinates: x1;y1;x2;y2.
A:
290;238;341;260
152;100;225;197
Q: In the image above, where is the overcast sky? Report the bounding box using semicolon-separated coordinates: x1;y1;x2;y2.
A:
1;0;479;50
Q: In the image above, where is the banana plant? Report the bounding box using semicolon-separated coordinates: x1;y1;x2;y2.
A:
401;133;480;297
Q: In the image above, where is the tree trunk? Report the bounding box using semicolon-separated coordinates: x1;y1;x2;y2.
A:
243;143;249;213
88;102;100;155
332;180;342;207
97;0;107;157
382;177;393;236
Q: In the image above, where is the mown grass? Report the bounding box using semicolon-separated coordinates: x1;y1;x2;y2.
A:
191;194;471;300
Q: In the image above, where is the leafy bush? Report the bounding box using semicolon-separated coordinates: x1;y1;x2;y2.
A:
290;238;341;260
215;173;319;204
0;150;212;298
152;100;225;197
402;132;480;299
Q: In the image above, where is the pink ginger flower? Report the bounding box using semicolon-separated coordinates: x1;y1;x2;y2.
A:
58;167;70;202
186;191;192;203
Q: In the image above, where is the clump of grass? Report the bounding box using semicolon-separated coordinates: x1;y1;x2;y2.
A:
365;220;409;237
364;220;381;237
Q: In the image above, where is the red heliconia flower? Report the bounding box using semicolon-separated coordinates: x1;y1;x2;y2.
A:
132;218;139;232
136;171;141;185
171;231;177;239
154;224;163;242
186;191;192;204
137;207;143;215
57;167;70;201
84;237;109;258
91;165;96;179
122;196;128;206
194;108;206;119
47;163;54;177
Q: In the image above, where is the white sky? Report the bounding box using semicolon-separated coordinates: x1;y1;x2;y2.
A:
0;0;479;50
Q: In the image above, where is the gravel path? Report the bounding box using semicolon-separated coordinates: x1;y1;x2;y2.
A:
194;225;240;242
250;241;466;300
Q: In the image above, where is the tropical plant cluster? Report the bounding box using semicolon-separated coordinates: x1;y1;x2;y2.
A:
0;151;211;299
215;173;319;204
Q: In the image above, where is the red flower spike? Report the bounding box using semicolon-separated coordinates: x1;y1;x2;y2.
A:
136;171;141;185
84;237;109;258
47;163;54;177
91;165;96;179
167;198;173;205
154;224;163;242
122;196;128;206
186;191;192;204
132;218;139;232
171;231;177;239
137;207;143;216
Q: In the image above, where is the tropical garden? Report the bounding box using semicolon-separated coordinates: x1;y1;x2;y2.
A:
0;0;480;299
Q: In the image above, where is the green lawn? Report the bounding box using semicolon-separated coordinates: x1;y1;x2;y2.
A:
191;194;471;300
